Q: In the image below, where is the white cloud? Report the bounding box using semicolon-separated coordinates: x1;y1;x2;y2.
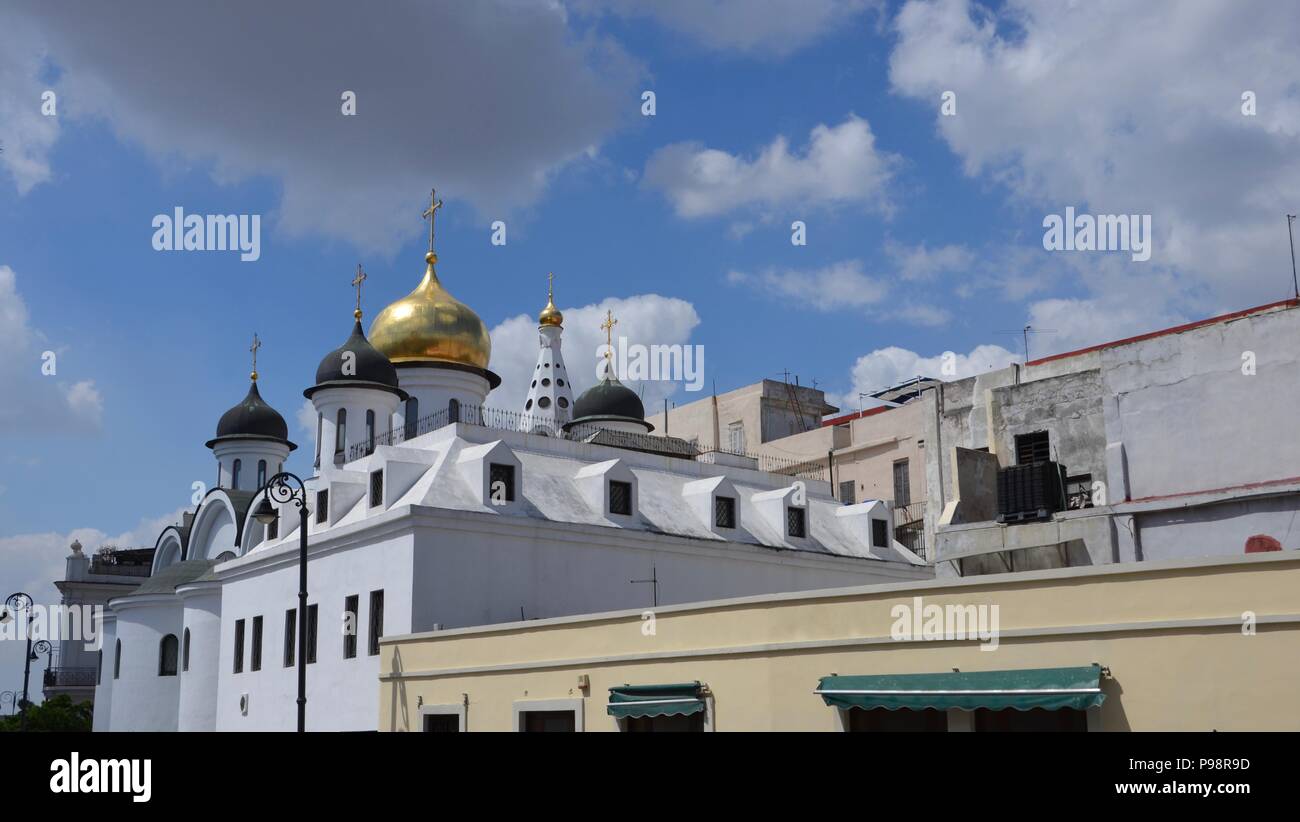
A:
488;293;701;412
0;265;103;433
889;0;1300;311
644;115;898;218
0;16;60;192
0;507;186;700
829;342;1018;409
296;399;317;436
887;241;974;282
728;260;888;310
5;1;642;251
572;0;879;56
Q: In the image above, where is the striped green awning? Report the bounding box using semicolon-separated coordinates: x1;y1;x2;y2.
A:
816;665;1106;712
607;682;705;719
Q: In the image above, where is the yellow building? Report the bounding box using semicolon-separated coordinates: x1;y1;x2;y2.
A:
378;551;1300;731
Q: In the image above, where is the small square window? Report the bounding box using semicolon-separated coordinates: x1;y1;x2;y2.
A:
369;470;384;508
609;480;633;516
786;506;807;538
871;518;889;548
267;517;278;540
489;463;516;503
714;496;736;529
316;489;329;524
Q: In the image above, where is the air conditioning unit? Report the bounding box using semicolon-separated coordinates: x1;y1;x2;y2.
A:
996;461;1068;524
239;693;250;716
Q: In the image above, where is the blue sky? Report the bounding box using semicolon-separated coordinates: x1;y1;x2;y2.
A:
2;0;1298;694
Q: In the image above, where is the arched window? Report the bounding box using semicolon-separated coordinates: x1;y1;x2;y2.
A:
404;398;418;439
366;409;376;454
113;639;122;680
159;634;179;676
315;412;323;469
257;459;267;489
449;398;461;424
183;628;191;672
232;459;242;490
335;408;347;454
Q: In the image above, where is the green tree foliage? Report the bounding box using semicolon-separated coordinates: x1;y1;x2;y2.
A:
0;695;93;732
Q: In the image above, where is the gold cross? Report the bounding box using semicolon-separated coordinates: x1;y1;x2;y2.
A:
547;271;555;300
352;264;367;317
422;188;443;253
249;332;261;381
600;310;617;362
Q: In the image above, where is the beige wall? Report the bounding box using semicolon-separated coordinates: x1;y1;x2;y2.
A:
379;551;1300;731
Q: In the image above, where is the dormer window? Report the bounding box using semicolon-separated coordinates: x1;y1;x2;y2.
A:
714;496;736;529
786;506;807;538
369;469;384;508
871;518;889;548
316;489;329;524
609;480;633;516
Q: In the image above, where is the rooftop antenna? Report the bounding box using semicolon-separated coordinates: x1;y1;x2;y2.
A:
630;565;659;607
995;326;1057;364
1287;214;1298;299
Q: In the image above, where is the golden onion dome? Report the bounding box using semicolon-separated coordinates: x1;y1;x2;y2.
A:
368;251;492;369
538;274;563;327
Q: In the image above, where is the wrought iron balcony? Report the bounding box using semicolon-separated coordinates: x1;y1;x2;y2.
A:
44;666;97;688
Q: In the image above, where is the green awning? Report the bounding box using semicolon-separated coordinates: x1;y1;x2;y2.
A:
816;665;1105;712
607;682;705;719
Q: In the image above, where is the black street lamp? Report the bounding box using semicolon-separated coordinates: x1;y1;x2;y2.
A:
251;471;311;733
2;593;42;732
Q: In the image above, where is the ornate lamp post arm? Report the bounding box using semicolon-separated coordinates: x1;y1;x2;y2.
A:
251;472;311;732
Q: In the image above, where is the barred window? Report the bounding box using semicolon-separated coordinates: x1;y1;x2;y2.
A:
233;619;245;674
714;496;736;529
306;604;318;664
316;489;329;524
370;469;384;508
489;463;515;503
786;506;807;538
267;517;278;540
871;518;889;548
368;590;384;656
344;595;359;659
609;480;632;516
283;608;296;668
250;615;263;671
158;634;178;677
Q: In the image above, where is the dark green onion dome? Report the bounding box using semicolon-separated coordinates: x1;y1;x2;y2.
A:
303;320;408;400
565;373;654;432
206;381;297;450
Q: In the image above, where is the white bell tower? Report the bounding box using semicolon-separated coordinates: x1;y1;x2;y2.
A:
521;273;575;436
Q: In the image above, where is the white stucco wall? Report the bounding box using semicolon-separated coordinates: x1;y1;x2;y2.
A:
108;596;183;732
176;583;222;731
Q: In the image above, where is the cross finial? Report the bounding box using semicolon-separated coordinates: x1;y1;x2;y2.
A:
352;264;367;319
249;332;261;381
547;271;555;300
422;188;444;254
600;310;618;373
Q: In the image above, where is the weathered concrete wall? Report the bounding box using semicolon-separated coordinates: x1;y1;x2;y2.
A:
1136;495;1299;561
940;447;1000;525
989;368;1107;481
646;380;834;450
1101;304;1300;500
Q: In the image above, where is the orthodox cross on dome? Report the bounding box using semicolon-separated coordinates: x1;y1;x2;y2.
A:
547;271;555;300
600;309;618;376
249;332;261;381
352;264;367;318
422;188;444;254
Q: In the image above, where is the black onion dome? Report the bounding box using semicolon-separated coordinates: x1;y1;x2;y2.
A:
304;321;407;400
206;382;296;450
567;374;653;431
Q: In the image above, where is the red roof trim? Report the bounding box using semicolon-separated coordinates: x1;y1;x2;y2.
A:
821;405;892;427
1026;298;1299;367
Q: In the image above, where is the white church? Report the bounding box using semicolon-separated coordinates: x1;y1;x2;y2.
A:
91;201;931;731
